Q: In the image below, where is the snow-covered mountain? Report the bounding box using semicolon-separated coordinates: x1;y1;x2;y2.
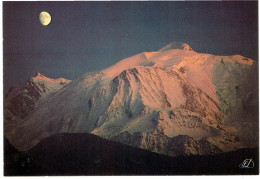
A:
4;73;71;129
4;42;258;157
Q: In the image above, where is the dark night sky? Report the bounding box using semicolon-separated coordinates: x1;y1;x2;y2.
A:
3;1;258;92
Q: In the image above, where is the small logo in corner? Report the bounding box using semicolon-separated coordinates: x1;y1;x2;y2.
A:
239;159;254;168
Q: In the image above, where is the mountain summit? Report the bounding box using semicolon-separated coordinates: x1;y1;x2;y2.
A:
159;41;193;51
5;74;71;125
4;42;258;157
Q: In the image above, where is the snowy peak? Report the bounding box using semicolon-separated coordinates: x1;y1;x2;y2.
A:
34;72;45;78
99;42;254;83
4;73;72;126
28;73;72;97
101;52;156;79
4;41;258;158
159;42;193;52
32;72;70;84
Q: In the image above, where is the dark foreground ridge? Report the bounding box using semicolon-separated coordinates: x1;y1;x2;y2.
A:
4;133;259;176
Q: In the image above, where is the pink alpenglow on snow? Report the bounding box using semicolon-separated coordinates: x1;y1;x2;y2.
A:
4;42;258;158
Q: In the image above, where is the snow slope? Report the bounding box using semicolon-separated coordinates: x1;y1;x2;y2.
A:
4;73;71;129
4;42;258;157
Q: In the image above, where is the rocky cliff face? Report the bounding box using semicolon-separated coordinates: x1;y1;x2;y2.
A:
4;42;258;157
112;131;222;157
4;73;71;130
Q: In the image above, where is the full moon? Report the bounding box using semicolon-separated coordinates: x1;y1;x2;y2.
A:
39;11;51;26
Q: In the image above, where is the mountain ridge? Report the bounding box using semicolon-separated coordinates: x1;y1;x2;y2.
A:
4;133;259;175
4;42;258;158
